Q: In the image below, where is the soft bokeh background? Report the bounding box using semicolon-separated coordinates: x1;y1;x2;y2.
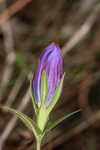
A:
0;0;100;149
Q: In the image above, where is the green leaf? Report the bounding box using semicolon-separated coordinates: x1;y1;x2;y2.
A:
1;106;41;137
40;71;48;107
47;73;65;115
30;79;38;116
44;109;81;133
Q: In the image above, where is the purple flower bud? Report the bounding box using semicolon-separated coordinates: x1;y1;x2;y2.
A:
32;42;63;107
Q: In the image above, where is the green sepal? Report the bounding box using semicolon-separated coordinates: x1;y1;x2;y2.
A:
37;107;49;132
1;106;41;137
46;73;65;115
30;79;38;116
40;71;48;108
37;71;48;132
44;109;81;133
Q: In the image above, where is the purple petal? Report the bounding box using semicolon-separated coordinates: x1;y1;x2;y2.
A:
32;42;63;107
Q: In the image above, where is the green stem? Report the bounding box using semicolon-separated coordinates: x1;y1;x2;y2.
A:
36;138;41;150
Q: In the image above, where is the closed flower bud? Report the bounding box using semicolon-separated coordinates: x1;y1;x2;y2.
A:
32;42;63;107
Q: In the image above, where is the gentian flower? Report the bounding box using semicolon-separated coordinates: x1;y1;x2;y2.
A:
32;42;63;108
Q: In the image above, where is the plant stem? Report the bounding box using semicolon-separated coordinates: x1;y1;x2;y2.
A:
36;138;41;150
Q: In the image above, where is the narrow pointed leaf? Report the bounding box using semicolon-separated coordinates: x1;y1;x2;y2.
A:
44;109;81;133
47;73;65;115
30;79;38;115
1;106;40;137
41;71;48;107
